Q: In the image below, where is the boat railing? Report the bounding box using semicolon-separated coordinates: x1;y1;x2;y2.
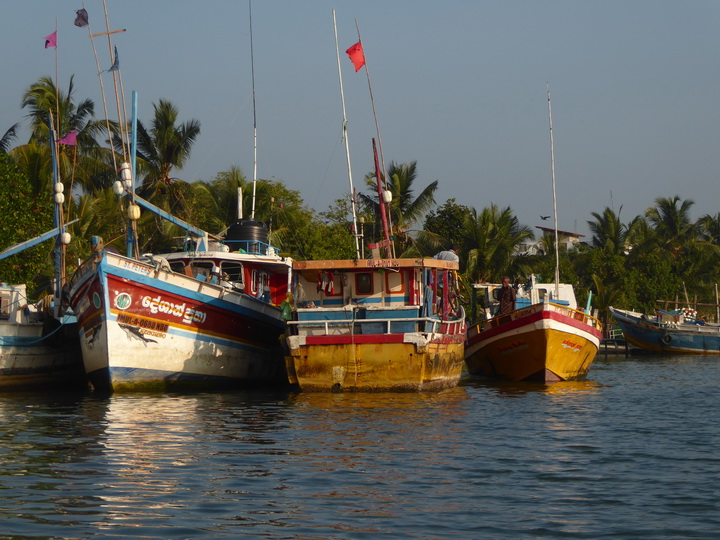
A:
287;315;465;336
548;302;602;329
482;301;602;332
223;239;279;257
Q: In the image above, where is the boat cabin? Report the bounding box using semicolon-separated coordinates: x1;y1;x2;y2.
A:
144;219;292;307
288;258;462;337
474;274;577;320
0;284;42;325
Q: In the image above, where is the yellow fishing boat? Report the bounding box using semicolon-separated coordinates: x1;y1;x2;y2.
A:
465;278;602;382
284;258;466;392
465;89;602;383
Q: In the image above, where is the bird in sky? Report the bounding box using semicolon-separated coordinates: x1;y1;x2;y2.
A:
540;215;551;220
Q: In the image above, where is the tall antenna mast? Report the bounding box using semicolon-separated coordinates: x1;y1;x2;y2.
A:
333;10;360;259
547;85;560;300
249;0;258;220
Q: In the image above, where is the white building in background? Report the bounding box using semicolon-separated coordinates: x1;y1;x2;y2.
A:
514;226;587;256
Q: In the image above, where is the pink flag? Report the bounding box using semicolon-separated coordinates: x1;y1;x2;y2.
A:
345;41;365;72
44;31;57;48
57;131;77;146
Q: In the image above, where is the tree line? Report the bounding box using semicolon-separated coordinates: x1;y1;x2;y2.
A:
2;77;719;329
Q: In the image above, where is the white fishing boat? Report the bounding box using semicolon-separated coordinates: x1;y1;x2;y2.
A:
0;282;82;389
68;217;293;392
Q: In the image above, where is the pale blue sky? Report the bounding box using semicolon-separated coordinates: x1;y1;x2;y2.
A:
3;1;720;238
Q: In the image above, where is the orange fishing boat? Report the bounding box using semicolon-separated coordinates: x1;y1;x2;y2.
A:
465;90;602;382
465;279;602;382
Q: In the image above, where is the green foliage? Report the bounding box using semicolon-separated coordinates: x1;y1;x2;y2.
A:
359;161;438;255
423;198;471;251
0;154;54;293
461;204;535;283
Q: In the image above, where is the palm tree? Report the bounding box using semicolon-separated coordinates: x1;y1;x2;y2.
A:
462;204;534;283
134;99;201;203
359;161;437;255
644;195;698;257
0;123;18;154
697;213;720;245
587;206;627;254
17;76;110;195
21;76;103;150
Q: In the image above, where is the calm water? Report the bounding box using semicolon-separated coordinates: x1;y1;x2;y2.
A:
1;355;718;539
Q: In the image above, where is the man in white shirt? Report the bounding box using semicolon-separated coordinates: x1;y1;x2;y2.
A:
433;244;460;263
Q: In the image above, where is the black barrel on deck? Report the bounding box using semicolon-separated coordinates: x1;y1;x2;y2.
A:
225;219;269;254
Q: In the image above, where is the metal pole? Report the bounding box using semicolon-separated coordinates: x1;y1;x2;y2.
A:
547;86;560;300
333;10;360;259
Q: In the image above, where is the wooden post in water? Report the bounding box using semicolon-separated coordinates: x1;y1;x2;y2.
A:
715;284;719;323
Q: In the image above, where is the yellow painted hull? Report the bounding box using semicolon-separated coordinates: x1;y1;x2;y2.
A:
465;304;602;382
286;340;465;392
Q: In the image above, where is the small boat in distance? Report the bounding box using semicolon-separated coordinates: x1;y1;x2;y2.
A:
609;306;720;355
465;277;602;382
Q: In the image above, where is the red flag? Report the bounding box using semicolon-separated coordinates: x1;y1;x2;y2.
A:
44;31;57;48
345;41;365;72
57;131;77;146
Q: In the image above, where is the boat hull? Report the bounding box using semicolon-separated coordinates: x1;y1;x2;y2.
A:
70;252;288;392
286;332;465;392
610;306;720;355
465;303;602;382
0;320;84;389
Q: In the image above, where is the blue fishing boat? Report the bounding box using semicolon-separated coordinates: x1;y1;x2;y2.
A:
609;306;720;355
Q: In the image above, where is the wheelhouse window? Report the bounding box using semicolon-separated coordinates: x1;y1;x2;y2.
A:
250;269;258;294
385;271;404;293
220;261;244;284
190;261;214;280
0;292;9;319
169;261;186;274
356;272;373;295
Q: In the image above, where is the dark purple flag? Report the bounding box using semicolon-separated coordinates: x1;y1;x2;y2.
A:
74;9;89;28
108;46;119;72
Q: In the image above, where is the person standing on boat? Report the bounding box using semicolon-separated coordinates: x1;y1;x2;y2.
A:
433;244;460;263
497;276;516;316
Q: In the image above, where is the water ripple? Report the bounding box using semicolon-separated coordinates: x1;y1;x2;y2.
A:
0;356;718;537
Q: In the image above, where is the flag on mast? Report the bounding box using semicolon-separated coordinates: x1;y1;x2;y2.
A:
57;131;78;146
345;41;365;72
108;46;120;72
44;31;57;48
74;9;89;28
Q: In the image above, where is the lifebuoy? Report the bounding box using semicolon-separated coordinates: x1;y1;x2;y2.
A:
661;333;672;345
